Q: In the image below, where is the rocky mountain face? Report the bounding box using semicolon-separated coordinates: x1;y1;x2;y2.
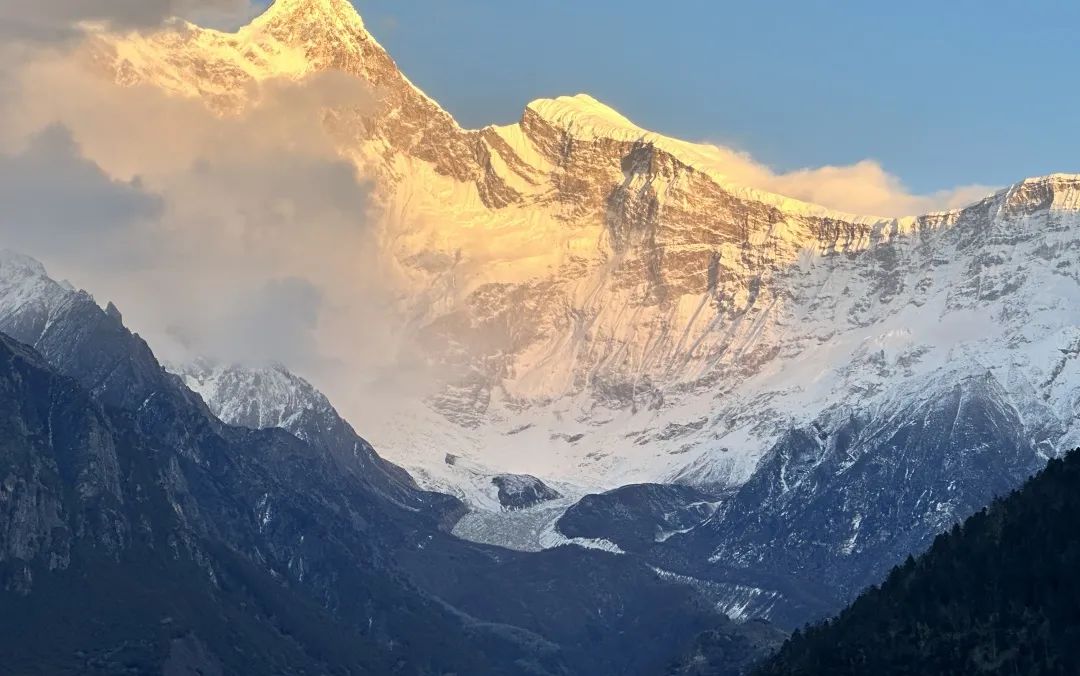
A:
88;0;515;202
546;368;1064;629
0;331;455;674
491;474;563;511
0;251;777;675
73;0;1080;631
0;252;182;415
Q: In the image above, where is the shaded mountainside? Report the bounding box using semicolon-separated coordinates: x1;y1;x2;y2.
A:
755;449;1080;676
0;333;486;674
172;359;464;522
0;253;775;675
0;251;459;525
645;373;1051;628
539;372;1052;633
666;621;786;676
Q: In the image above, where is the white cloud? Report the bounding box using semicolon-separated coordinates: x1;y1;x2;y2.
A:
166;277;327;368
688;140;994;217
763;159;995;217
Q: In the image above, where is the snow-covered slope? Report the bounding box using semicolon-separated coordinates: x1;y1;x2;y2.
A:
0;250;82;340
176;358;344;435
83;0;1080;514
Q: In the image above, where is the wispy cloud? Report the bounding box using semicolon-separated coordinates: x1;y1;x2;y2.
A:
690;139;995;217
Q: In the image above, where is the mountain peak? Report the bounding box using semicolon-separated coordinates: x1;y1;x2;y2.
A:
0;250;48;281
254;0;365;31
526;94;639;137
236;0;382;74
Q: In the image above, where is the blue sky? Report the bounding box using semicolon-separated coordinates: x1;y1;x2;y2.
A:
338;0;1079;195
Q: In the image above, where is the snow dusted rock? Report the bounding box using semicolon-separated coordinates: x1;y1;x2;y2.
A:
0;251;180;413
491;474;562;511
0;250;85;352
176;359;329;433
556;483;719;552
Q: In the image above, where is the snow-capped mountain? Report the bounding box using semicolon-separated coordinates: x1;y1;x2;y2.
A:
66;0;1080;625
85;1;1080;507
170;358;565;512
0;252;457;517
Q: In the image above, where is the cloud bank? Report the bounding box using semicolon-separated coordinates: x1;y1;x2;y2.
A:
0;44;389;378
0;124;162;255
756;159;993;217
